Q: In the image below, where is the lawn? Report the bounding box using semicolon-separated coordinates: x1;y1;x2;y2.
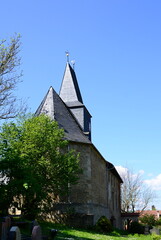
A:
39;222;154;240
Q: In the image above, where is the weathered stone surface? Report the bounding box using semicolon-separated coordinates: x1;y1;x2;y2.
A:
1;222;8;240
150;227;160;235
9;226;21;240
31;226;42;240
5;217;11;230
30;220;39;234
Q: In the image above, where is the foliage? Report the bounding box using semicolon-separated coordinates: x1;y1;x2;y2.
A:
152;205;156;210
155;217;161;226
120;168;155;213
139;214;156;227
151;235;161;240
0;34;26;119
95;216;113;233
129;221;144;234
0;114;82;218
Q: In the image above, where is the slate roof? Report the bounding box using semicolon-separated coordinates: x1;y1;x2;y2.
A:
59;63;83;104
35;86;91;144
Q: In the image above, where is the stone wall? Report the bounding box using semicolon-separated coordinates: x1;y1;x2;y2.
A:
69;143;92;203
65;142;122;228
107;171;122;228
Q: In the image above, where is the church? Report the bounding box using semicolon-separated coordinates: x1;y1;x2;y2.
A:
35;60;123;228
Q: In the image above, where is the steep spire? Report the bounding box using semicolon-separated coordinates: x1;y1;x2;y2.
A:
59;63;83;104
59;63;92;141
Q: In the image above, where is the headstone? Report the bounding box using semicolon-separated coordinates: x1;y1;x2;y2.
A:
5;217;11;231
30;220;39;234
31;226;42;240
1;216;12;240
0;222;2;240
8;227;21;240
150;227;160;235
1;221;8;240
144;225;149;235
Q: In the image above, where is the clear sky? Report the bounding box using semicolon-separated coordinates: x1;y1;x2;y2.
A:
1;0;161;209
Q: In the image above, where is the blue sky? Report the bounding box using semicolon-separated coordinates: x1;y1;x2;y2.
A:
1;0;161;209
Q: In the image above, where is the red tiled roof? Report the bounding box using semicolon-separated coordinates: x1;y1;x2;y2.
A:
121;210;161;218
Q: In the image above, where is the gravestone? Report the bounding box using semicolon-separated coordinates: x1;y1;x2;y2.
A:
150;227;160;235
144;225;149;235
5;217;11;230
1;221;8;240
1;217;12;240
31;226;42;240
30;220;39;234
0;222;2;240
9;226;21;240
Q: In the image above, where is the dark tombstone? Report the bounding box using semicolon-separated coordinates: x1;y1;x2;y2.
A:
5;217;11;232
144;225;149;235
1;221;8;240
31;226;42;240
9;226;21;240
150;227;160;235
0;221;3;240
30;221;39;234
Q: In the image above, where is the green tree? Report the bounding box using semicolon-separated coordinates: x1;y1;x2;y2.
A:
152;205;156;210
0;34;25;119
0;114;82;218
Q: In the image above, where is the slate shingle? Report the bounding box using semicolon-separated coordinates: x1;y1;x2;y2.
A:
35;86;91;144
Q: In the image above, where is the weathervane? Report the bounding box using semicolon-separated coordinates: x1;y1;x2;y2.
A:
65;51;69;63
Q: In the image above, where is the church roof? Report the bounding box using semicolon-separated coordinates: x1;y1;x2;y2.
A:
35;86;91;144
59;63;83;104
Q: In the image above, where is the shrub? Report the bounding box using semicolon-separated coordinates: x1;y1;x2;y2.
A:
155;217;161;226
95;216;113;233
129;221;144;234
152;234;161;240
139;214;156;227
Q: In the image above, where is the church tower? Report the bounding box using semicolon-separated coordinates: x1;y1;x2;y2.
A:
35;59;122;228
59;62;92;140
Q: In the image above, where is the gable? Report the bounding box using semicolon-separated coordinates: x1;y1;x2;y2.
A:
35;87;91;144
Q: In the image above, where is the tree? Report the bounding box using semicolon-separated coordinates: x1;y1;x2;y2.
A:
0;34;24;119
0;114;82;218
120;168;154;213
152;205;156;210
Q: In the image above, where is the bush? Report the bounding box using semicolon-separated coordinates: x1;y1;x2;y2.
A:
155;217;161;226
139;214;156;227
95;216;113;233
129;221;144;234
152;234;161;240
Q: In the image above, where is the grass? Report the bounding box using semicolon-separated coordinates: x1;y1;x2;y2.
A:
38;222;154;240
12;217;155;240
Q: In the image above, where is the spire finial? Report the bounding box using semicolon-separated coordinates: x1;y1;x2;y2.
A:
65;51;69;63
